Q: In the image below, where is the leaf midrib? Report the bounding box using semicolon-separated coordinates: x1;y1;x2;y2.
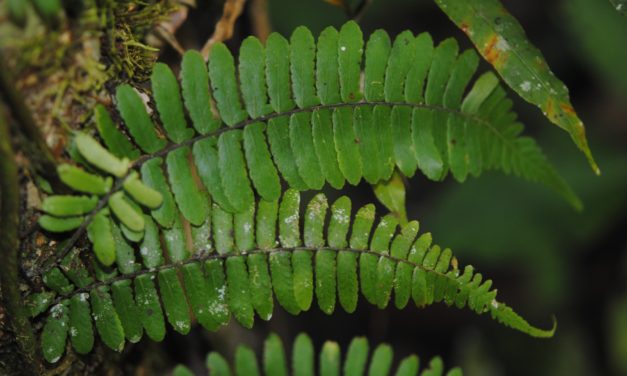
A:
48;246;461;307
39;100;512;277
131;100;495;167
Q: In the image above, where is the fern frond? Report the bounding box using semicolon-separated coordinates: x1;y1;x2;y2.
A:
173;332;462;376
33;190;554;363
36;21;580;270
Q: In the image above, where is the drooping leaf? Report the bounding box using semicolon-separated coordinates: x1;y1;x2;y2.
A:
435;0;599;173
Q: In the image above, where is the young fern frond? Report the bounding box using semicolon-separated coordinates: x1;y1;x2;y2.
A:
32;190;555;364
173;332;462;376
37;21;580;268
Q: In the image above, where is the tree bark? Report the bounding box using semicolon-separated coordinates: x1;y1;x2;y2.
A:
0;105;40;375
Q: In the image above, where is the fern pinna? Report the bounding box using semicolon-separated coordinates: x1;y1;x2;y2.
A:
31;21;560;364
173;332;461;376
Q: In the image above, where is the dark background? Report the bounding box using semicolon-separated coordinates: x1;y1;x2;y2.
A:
157;1;627;375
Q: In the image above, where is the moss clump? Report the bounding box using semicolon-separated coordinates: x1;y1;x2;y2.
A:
0;0;179;149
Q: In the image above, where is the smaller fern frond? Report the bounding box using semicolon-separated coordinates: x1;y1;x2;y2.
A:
32;190;555;363
38;133;163;266
173;332;462;376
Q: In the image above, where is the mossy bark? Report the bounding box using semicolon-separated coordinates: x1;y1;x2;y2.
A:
0;106;40;375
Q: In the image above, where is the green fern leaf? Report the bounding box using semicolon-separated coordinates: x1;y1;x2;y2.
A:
41;302;69;363
35;190;555;362
36;22;582;270
174;332;461;376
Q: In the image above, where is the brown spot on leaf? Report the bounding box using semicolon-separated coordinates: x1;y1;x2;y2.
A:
559;103;576;115
482;35;500;64
481;34;509;69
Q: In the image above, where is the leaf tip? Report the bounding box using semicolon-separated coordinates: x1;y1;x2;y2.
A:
532;315;558;338
578;136;601;176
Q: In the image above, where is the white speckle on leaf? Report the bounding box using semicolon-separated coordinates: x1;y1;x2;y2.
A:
334;209;349;224
217;286;227;300
50;304;65;318
284;214;299;224
495;36;510;51
519;81;532;92
491;299;499;309
340;46;347;52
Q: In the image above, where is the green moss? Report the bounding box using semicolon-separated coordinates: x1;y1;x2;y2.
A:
0;0;178;136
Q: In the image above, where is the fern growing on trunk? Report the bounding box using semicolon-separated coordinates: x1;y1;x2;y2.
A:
29;21;563;366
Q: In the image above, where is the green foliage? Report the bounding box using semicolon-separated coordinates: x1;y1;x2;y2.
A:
25;20;588;368
99;21;577;208
38;133;161;265
435;0;599;174
33;190;554;362
174;332;462;376
37;22;580;267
